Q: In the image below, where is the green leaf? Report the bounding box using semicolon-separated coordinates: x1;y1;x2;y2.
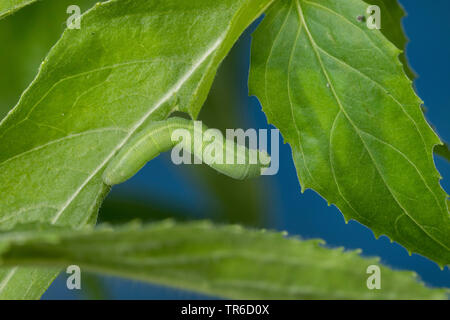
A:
436;143;450;163
0;221;446;300
0;0;274;299
250;0;450;266
0;0;37;19
362;0;415;80
0;0;99;120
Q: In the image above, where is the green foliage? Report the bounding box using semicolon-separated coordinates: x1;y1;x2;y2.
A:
362;0;415;80
436;143;450;163
0;0;37;19
102;117;270;185
0;221;447;300
0;0;274;299
0;0;448;299
0;0;101;120
250;0;449;267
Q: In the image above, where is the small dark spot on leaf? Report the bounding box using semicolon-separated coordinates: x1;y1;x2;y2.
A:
357;15;366;22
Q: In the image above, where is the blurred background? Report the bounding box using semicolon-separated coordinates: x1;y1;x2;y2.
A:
0;0;448;299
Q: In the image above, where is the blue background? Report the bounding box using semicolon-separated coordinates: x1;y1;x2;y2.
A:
43;0;450;299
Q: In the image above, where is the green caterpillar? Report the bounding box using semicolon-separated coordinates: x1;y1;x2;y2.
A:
103;117;271;186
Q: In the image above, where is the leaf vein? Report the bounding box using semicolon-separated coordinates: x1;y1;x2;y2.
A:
295;0;449;252
0;128;127;168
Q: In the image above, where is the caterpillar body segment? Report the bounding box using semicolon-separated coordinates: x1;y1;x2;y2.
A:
103;117;270;185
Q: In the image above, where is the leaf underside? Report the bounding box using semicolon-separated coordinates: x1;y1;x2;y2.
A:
436;143;450;163
0;221;447;300
250;0;449;267
0;0;275;299
1;0;448;300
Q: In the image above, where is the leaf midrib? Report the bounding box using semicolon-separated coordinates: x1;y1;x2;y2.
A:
50;34;226;224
